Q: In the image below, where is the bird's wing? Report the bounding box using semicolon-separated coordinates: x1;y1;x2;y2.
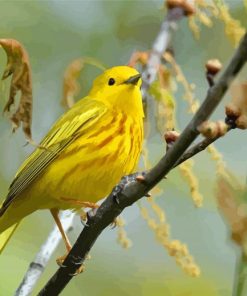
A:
0;97;107;215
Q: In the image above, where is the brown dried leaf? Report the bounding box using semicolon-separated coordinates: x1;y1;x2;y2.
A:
0;39;33;141
166;0;195;16
217;176;247;247
127;51;149;67
61;57;105;109
62;58;84;109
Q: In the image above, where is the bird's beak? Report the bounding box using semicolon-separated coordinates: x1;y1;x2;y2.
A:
124;74;141;85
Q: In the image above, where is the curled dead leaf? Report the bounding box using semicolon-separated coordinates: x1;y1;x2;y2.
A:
128;51;150;67
61;57;105;109
62;58;84;109
0;38;33;141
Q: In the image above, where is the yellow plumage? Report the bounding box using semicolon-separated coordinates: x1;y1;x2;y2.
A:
0;66;144;253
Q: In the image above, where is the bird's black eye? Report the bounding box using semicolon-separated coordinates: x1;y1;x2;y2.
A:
108;78;115;86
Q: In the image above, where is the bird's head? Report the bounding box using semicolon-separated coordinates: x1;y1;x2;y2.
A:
89;66;143;117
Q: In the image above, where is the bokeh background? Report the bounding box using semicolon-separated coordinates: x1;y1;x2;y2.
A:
0;0;247;295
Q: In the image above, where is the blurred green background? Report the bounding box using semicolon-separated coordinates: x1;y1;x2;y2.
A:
0;0;246;295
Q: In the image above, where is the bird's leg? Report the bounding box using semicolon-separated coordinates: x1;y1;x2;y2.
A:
80;202;99;226
50;209;72;266
50;208;72;253
50;208;85;274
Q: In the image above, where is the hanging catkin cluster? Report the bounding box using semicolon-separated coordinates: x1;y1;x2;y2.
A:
164;52;199;114
188;0;245;46
116;217;132;249
139;140;201;277
215;1;245;47
139;200;200;277
179;160;203;208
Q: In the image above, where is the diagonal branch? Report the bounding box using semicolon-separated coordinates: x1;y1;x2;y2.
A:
38;33;247;296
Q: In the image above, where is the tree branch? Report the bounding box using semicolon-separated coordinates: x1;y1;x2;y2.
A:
38;33;247;296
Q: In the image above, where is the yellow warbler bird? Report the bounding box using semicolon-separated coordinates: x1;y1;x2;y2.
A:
0;66;144;259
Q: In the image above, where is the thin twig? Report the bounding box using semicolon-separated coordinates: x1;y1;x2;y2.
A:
173;126;233;168
15;211;75;296
38;33;247;296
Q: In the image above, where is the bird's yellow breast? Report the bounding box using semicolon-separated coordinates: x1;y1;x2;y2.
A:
26;109;143;210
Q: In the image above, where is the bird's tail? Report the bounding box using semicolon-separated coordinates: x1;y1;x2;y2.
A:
0;196;35;254
0;199;22;254
0;222;19;254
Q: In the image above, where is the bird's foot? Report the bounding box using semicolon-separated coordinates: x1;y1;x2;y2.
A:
78;202;99;226
56;253;69;267
56;252;85;275
79;209;87;225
